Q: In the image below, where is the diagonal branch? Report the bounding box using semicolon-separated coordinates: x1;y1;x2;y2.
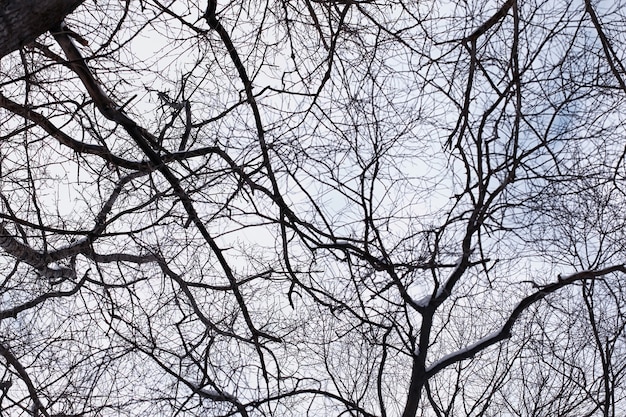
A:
0;223;75;280
0;0;86;58
50;24;281;349
584;0;626;94
0;270;88;320
465;0;515;43
0;342;50;417
425;265;626;377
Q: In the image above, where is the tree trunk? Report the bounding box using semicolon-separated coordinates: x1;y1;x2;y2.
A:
0;0;85;58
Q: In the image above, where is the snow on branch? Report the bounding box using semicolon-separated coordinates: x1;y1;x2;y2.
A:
425;264;626;377
0;223;76;280
412;249;477;309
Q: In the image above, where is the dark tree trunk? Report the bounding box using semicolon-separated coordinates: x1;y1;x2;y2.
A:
0;0;85;58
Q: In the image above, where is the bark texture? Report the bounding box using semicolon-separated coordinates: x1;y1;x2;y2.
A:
0;0;85;58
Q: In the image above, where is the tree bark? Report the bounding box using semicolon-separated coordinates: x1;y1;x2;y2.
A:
0;0;85;58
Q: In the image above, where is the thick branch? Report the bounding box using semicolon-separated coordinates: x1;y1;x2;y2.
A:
0;0;85;58
465;0;515;42
0;223;75;279
425;265;626;377
0;343;49;417
0;173;158;278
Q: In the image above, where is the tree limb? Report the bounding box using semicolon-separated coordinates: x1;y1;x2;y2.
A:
425;265;626;377
0;0;85;58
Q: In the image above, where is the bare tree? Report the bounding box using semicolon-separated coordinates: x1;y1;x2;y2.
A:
0;0;625;416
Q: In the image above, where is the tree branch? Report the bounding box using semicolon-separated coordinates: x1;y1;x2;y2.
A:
0;0;85;58
425;265;626;377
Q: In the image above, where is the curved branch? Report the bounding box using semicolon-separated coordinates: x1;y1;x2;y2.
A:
0;343;50;417
0;223;75;279
0;270;88;320
584;0;626;93
0;92;151;171
425;265;626;377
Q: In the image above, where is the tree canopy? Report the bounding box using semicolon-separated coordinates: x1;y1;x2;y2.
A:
0;0;625;416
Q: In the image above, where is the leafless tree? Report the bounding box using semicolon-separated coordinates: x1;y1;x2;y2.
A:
0;0;625;416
